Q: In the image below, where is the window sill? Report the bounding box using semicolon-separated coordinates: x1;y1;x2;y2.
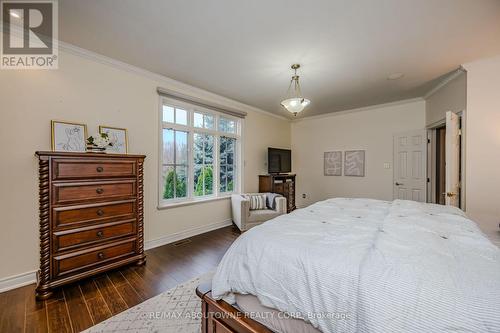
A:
157;194;233;210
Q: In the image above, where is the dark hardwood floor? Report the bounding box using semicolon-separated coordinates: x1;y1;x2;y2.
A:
0;225;240;333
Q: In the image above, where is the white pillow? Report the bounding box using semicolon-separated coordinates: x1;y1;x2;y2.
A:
247;194;267;210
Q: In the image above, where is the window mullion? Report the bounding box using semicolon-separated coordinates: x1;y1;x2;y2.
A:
163;122;189;132
173;130;177;199
214;136;219;197
187;110;192;200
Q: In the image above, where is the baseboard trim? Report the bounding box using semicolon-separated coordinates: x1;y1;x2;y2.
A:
144;219;233;250
0;220;233;293
0;270;37;293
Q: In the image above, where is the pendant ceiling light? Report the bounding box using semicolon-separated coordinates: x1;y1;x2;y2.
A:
280;64;310;116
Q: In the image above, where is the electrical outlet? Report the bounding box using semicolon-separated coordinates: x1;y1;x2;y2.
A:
302;194;307;199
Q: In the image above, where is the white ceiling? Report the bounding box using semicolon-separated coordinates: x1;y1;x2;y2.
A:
58;0;500;118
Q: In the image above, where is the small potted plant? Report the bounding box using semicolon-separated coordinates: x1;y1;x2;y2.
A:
86;133;114;153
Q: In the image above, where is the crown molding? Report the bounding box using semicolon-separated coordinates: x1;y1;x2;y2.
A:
58;41;289;122
423;67;466;99
292;97;425;123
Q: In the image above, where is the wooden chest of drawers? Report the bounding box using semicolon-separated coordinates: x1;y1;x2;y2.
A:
35;151;146;300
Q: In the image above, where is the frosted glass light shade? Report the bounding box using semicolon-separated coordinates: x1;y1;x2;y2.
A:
280;98;311;114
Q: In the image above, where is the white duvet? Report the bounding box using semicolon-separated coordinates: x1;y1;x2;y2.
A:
212;198;500;333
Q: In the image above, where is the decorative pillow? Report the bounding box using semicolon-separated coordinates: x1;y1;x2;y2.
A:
247;194;267;210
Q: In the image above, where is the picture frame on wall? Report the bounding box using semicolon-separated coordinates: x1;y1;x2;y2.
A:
99;126;128;154
51;120;88;152
324;151;342;176
344;150;365;177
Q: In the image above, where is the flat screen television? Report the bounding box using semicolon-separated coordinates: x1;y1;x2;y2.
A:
268;148;291;174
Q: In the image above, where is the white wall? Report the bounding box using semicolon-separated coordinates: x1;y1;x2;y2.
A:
291;100;426;207
243;112;291;192
425;71;466;127
463;55;500;233
0;47;290;281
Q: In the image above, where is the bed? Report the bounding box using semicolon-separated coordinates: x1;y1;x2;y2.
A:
198;198;500;333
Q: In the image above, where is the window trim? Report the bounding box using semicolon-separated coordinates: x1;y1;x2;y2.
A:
158;96;243;209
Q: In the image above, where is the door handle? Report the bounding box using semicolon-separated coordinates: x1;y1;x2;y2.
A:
445;192;456;197
395;182;404;186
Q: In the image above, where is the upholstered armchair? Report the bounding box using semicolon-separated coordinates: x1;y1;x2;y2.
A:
231;193;287;231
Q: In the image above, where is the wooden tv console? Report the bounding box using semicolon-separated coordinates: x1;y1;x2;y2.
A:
258;174;296;213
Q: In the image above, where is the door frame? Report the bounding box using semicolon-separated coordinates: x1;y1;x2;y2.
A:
427;121;445;204
459;109;466;210
426;110;466;209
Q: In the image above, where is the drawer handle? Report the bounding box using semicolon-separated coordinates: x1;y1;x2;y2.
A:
97;252;105;260
96;209;104;216
96;188;104;194
96;166;104;173
96;231;104;238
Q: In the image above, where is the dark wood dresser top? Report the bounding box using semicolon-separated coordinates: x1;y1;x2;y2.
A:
36;151;146;159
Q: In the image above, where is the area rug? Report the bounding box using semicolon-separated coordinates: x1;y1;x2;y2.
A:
84;272;213;333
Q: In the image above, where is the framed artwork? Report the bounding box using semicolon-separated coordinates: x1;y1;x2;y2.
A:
99;126;128;154
324;151;342;176
344;150;365;177
51;120;87;152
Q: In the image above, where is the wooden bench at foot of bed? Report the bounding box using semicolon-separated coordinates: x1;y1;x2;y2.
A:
196;283;273;333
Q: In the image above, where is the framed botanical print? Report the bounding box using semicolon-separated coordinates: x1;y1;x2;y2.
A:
99;126;128;154
51;120;87;152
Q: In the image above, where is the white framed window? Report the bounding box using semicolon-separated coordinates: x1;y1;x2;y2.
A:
158;97;242;208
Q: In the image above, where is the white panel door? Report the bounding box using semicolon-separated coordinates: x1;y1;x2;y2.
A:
393;130;427;202
445;111;460;207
